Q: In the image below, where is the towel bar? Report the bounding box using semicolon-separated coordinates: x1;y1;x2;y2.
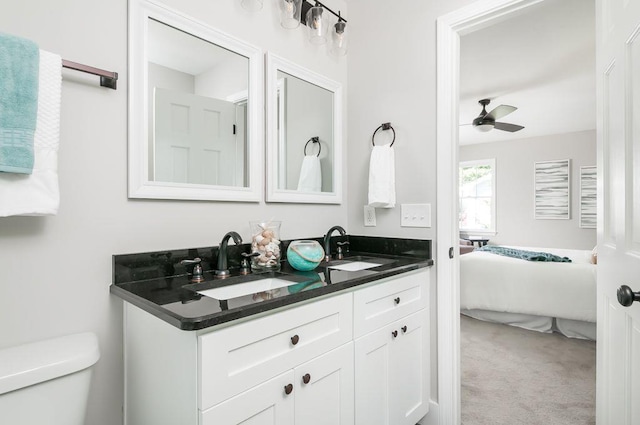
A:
62;59;118;90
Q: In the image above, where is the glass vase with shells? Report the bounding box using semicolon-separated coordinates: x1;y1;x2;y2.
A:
249;220;282;271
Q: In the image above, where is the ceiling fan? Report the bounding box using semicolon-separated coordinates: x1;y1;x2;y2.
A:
470;99;524;133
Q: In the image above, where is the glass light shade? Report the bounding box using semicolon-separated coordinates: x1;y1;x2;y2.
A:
330;20;348;56
280;0;302;29
306;6;328;45
475;123;494;132
241;0;263;11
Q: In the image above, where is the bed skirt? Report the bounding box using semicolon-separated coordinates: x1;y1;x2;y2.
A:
461;309;596;341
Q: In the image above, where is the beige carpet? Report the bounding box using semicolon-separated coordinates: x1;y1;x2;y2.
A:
461;315;596;425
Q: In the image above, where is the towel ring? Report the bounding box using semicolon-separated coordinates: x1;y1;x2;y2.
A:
304;137;321;157
372;122;395;147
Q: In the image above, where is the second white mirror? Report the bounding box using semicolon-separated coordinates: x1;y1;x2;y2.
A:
266;52;343;204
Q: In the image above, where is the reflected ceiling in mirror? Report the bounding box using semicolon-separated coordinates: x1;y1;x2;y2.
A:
266;52;343;204
129;0;263;201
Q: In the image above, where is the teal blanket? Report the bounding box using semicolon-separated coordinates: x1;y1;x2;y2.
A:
478;245;572;263
0;32;39;174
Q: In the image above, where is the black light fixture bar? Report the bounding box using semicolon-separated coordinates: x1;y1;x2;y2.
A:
300;0;347;25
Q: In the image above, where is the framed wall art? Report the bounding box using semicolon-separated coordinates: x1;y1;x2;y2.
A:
579;166;597;228
534;159;571;220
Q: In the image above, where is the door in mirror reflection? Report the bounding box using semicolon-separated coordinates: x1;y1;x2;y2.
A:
277;70;334;193
154;88;243;186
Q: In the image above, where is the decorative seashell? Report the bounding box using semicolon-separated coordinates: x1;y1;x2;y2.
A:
262;230;274;238
254;235;264;244
266;251;273;258
259;238;271;246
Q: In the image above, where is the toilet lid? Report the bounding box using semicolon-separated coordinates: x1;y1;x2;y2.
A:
0;332;100;395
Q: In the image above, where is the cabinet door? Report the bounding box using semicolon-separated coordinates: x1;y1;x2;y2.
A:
201;370;295;425
294;343;354;425
389;309;429;425
354;324;392;425
354;310;429;425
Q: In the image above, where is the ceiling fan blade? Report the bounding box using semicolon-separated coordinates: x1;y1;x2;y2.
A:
485;105;517;121
494;122;524;132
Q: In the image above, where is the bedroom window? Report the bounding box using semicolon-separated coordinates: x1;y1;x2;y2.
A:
459;159;496;233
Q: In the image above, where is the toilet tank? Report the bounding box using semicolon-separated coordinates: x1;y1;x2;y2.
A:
0;332;100;425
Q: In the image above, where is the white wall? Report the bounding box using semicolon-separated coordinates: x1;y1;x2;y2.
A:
459;130;596;249
0;1;346;424
345;0;478;411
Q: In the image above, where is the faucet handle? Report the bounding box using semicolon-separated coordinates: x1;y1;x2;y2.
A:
180;258;204;283
180;257;202;265
336;241;350;260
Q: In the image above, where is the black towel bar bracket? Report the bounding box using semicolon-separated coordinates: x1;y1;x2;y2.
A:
372;122;395;147
304;136;321;157
61;59;118;90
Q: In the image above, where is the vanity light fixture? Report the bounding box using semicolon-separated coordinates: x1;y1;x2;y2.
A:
280;0;348;53
280;0;302;29
329;12;348;56
241;0;263;11
306;3;329;45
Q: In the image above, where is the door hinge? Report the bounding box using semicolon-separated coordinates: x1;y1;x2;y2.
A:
449;247;454;259
233;124;237;135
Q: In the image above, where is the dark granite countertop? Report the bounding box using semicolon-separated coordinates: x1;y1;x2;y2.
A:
110;236;433;331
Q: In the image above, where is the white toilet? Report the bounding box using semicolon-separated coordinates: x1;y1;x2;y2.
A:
0;332;100;425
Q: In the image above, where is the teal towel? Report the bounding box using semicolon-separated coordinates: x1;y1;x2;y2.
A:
0;32;39;174
478;245;572;263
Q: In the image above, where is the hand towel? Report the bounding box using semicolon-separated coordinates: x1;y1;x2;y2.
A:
368;144;396;208
0;49;62;217
0;32;40;174
297;155;322;192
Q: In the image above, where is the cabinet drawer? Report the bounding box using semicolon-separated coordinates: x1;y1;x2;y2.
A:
199;292;353;409
353;270;428;338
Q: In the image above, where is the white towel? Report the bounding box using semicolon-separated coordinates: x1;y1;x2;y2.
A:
297;155;322;192
368;144;396;208
0;49;61;217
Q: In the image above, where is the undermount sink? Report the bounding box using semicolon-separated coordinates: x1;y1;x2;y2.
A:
328;261;383;271
326;256;397;271
197;277;307;300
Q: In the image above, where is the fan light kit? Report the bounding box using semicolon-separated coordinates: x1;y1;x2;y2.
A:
471;99;524;133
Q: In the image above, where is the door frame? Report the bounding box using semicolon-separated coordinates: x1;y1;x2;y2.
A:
435;0;545;423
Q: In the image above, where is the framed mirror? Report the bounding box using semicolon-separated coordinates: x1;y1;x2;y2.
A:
128;0;263;201
265;52;343;204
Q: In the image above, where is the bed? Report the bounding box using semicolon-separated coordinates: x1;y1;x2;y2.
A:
460;246;597;340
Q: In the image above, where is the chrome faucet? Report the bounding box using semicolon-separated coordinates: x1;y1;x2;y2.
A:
324;225;347;262
215;231;243;278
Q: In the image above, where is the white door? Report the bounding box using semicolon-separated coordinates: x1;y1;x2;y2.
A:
200;370;295;425
596;0;640;423
153;87;237;186
294;343;354;425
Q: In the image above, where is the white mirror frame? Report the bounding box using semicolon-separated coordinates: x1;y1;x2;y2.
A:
265;52;343;204
128;0;263;201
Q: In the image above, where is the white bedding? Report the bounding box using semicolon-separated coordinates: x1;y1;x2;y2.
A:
460;246;597;323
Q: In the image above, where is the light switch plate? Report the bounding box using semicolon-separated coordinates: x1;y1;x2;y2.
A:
401;203;431;228
364;205;376;226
